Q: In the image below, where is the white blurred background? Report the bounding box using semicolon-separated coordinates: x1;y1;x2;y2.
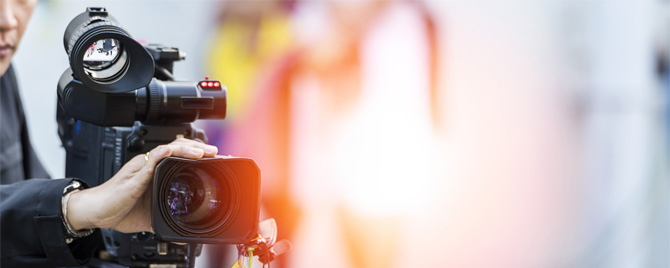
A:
13;0;668;267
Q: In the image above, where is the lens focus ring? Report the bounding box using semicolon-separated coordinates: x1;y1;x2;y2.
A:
146;80;162;123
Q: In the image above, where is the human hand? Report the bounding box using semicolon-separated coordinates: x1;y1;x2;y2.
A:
65;138;218;233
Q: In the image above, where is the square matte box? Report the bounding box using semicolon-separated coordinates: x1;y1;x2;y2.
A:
151;156;261;244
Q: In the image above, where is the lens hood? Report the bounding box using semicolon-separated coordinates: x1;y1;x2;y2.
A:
152;156;261;244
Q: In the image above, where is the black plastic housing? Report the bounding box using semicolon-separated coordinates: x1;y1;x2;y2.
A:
63;7;154;93
57;69;227;126
152;157;261;244
57;7;260;266
58;117;206;265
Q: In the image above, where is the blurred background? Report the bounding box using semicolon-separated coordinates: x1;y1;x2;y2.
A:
12;0;669;267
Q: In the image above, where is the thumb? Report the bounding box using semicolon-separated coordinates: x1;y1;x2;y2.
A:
140;145;172;184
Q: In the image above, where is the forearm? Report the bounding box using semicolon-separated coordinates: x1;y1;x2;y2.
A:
0;178;99;266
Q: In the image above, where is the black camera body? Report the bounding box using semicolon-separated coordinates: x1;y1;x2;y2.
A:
57;7;262;268
58;116;206;187
58;111;212;267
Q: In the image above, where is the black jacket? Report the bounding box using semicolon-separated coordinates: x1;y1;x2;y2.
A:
1;65;101;267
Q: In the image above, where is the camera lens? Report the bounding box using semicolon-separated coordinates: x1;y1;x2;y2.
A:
152;157;261;243
166;167;228;228
159;163;240;235
81;38;128;82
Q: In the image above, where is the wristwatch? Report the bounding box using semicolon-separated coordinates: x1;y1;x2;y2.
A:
61;179;95;244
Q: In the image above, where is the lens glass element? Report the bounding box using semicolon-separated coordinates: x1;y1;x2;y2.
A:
81;38;127;81
166;166;229;230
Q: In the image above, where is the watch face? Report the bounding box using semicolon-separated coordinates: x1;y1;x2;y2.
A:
65;179;84;193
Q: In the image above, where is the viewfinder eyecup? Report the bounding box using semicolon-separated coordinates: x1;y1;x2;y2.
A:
63;7;154;93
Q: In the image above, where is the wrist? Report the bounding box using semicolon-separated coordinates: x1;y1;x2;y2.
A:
66;189;97;230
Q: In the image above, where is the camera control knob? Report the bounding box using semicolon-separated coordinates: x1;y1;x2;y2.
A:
127;134;145;152
135;232;152;242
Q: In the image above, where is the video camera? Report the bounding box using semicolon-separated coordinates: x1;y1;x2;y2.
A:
57;7;262;267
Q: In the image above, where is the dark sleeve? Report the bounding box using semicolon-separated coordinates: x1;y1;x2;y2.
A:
20;119;50;180
13;69;50;180
0;178;101;267
0;64;50;182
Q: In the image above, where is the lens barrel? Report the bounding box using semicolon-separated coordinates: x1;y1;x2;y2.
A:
63;7;154;93
138;79;228;125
